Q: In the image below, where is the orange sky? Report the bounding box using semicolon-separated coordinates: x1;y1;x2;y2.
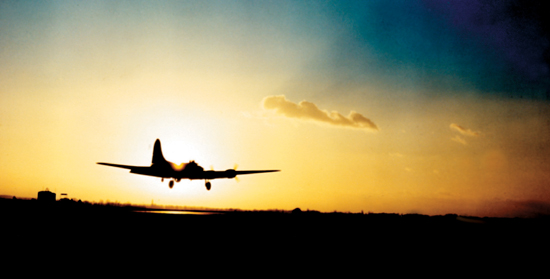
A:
2;1;550;217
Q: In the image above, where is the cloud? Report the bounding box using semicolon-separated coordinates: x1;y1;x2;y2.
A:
450;123;480;137
450;123;480;145
262;95;379;131
451;135;467;145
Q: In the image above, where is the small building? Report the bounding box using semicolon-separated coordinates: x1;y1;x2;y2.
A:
37;189;56;203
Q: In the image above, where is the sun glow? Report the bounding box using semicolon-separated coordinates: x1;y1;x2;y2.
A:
170;162;185;172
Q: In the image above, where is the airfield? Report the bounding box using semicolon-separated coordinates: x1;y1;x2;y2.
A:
2;196;547;244
2;195;548;272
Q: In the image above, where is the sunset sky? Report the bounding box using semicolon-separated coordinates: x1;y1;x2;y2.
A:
2;0;549;217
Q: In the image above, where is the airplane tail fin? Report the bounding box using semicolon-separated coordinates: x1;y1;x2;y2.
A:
152;139;167;165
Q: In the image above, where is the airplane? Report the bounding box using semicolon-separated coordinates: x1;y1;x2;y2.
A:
97;139;280;190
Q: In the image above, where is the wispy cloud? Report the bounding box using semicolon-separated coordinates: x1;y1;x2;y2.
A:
262;95;379;131
389;152;404;158
450;123;480;145
450;123;480;137
451;135;467;145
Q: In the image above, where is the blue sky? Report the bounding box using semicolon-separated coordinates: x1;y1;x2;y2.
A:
305;0;549;98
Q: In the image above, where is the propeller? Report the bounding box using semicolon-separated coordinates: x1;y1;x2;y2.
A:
233;164;240;182
213;164;240;182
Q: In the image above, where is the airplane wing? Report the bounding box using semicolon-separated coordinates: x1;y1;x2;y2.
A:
234;170;280;175
201;169;280;180
97;162;139;169
97;162;168;178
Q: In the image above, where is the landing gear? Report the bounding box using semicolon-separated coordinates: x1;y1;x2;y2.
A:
205;181;211;191
169;180;174;189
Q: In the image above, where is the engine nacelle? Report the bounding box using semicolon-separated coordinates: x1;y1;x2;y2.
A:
224;169;236;178
205;181;211;191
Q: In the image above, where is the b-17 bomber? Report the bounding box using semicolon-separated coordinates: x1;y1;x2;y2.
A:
98;139;279;190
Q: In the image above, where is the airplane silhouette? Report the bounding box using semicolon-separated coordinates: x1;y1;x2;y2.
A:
97;139;280;190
